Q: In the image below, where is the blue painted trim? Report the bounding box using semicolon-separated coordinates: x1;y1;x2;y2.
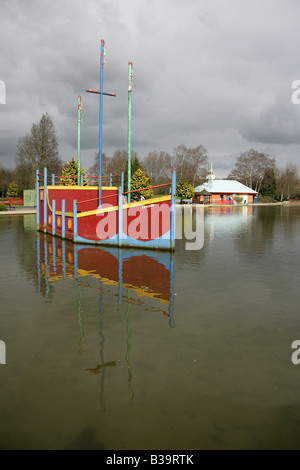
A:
52;200;56;236
74;230;171;250
118;186;123;245
75;234;118;245
61;199;65;239
73;200;78;242
121;232;172;249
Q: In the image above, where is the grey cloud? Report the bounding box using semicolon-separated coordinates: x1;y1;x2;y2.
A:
1;0;300;176
239;98;300;145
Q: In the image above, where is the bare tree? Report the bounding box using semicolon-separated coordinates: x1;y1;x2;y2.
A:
108;149;130;176
142;151;172;186
88;152;110;177
15;113;63;189
227;148;276;194
88;148;139;187
171;144;208;187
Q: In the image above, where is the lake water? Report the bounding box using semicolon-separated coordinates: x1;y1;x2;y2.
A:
0;204;300;450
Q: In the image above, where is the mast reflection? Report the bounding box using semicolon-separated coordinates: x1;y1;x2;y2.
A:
36;233;175;408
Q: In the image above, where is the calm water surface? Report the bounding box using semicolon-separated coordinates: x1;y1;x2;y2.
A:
0;205;300;450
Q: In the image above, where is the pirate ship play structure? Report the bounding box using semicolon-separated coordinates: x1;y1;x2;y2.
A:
36;40;176;251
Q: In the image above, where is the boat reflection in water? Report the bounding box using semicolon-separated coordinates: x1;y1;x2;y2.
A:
36;233;175;408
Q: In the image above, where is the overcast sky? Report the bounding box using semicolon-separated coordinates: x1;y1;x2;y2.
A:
1;0;300;178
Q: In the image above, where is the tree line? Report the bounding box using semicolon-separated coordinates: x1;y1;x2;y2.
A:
88;143;208;194
0;113;299;202
227;149;299;201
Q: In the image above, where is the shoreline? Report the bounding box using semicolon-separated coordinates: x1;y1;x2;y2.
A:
0;201;299;216
0;208;37;215
176;201;300;208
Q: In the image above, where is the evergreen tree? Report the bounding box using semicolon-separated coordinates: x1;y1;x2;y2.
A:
275;162;299;201
131;168;153;200
260;168;276;200
0;165;15;198
7;181;20;198
176;178;194;203
60;158;87;186
124;155;140;192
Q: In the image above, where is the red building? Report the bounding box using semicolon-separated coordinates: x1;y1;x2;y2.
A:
193;179;258;204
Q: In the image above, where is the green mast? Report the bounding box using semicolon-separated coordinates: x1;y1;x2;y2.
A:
127;62;133;202
77;95;82;185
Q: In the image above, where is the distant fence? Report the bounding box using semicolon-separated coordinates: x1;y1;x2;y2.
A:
24;190;36;207
8;197;24;205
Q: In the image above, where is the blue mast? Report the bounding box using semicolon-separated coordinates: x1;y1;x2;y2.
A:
86;39;116;204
